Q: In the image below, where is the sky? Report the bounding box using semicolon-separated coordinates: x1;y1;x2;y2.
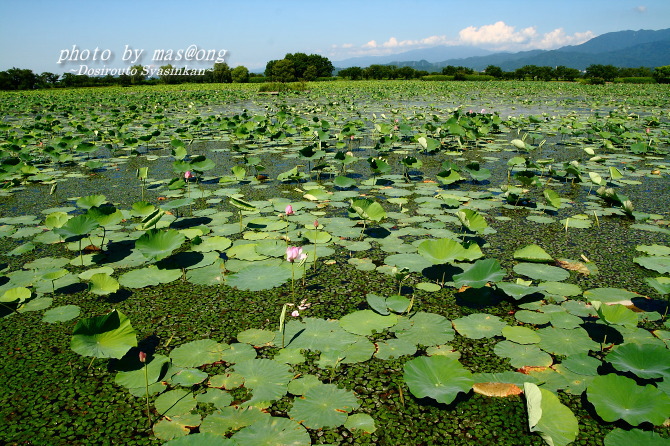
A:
0;0;668;74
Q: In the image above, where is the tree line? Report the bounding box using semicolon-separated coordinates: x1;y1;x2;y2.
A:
2;53;669;90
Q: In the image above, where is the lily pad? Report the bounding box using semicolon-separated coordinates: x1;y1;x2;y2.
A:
288;383;359;429
513;244;553;262
154;389;197;418
70;310;137;359
514;263;570;282
42;305;80;323
403;355;474;405
453;259;506;288
226;264;291;291
607;343;670;379
232;416;310;446
339;310;397;336
586;374;670;426
453;313;506;339
170;339;228;368
524;382;579;446
233;359;293;407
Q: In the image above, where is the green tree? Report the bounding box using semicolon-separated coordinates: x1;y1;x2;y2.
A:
210;62;232;83
555;66;581;81
396;66;416;80
271;59;296;82
130;64;146;84
231;65;250;83
39;72;59;87
284;53;333;78
653;65;670;84
303;65;319;81
585;64;619;82
338;67;363;80
484;65;503;79
158;64;176;84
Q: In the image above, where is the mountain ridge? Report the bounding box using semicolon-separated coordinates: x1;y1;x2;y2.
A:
333;28;670;71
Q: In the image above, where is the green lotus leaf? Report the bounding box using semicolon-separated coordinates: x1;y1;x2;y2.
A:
541;281;583;297
324;336;375;365
366;293;389;315
549;311;584;329
418;238;483;264
344;413;376;434
453;313;506;339
514;263;570;281
17;297;52;313
456;209;488;234
208;373;244;390
191;235;232;252
494;341;553;368
155;389;197;418
349;198;386;222
513;244;553;263
170;339;229;368
537;327;598;356
237;328;275;347
233;359;293;408
515;310;551;325
115;354;170;390
226;243;268;261
583;287;640;304
70;310;136;359
403;355;474;405
587;374;670;426
524;382;578;446
375;338;417;360
54;215;99;240
394;312;455;346
76;194;107;209
284;318;359;352
88;273;120;295
232;416;310;446
163;433;235;446
118;267;161;288
153;413;202;441
543;189;562;208
497;282;543;300
78;266;114;281
436;169;463;184
170;368;209;387
636;244;670;256
44;211;70;229
42;304;80;323
594;301;639;329
560;353;601;376
339;310;397;336
228;196;257;212
200;406;270;436
453;259;506;288
287;374;322;396
135;228;186;261
1;286;31;303
502;325;541;344
87;204;123;226
334;176;357;188
289;383;359;429
185;261;225;286
226;264;291;291
645;277;670;296
383;253;433;273
6;242;36;256
273;347;305;365
608;343;670;379
196;389;233;410
604;428;670;446
634;256;670;274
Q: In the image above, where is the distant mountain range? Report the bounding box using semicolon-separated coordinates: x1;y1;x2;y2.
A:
333;28;670;72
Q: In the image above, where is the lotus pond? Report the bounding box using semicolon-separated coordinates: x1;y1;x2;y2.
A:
1;80;670;446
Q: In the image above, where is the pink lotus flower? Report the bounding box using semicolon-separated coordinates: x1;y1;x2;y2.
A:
139;351;146;363
291;310;300;317
313;220;319;228
184;171;194;180
285;204;294;216
286;246;307;263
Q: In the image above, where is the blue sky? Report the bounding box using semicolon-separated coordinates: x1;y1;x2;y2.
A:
0;0;668;74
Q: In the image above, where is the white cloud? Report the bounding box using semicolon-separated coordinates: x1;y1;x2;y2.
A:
329;21;594;60
634;5;647;13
